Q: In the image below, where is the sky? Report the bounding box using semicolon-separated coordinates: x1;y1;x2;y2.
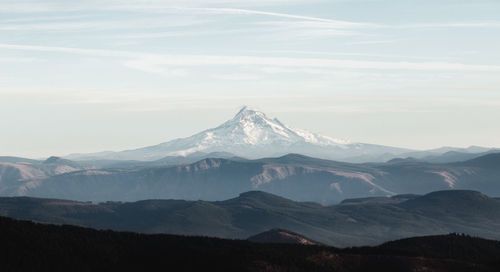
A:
1;0;499;158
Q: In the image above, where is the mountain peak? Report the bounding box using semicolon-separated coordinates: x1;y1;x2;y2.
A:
219;106;297;146
235;105;258;114
44;156;75;165
65;106;412;161
232;106;268;121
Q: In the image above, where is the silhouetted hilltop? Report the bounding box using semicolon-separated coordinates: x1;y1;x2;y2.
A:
1;190;500;247
248;228;319;245
1;216;500;272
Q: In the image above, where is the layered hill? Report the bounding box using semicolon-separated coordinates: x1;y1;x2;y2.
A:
1;190;500;246
3;216;500;272
0;156;82;195
5;153;499;204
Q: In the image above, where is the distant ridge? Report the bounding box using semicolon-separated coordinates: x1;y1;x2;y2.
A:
1;189;500;247
2;151;500;204
457;152;500;167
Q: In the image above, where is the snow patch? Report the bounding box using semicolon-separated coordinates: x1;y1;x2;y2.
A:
328;170;394;195
75;170;112;176
0;162;46;180
250;165;296;187
330;182;343;194
178;159;222;172
54;165;80;175
162;107;351;158
430;171;457;188
278;231;316;245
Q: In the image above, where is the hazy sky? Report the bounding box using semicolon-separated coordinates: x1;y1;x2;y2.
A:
1;0;499;158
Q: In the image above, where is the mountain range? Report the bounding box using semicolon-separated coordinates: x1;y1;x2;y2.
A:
2;152;499;203
64;106;497;163
2;190;500;247
2;106;499;205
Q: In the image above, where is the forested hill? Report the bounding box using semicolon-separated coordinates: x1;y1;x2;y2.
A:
1;190;500;246
1;216;500;272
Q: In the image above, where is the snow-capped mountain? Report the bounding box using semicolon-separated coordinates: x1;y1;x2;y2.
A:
169;106;350;154
67;106;412;162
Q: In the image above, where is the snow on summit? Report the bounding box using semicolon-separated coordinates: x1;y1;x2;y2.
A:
67;106;411;162
208;106;349;147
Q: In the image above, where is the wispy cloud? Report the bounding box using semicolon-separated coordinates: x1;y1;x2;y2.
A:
122;58;188;77
253;20;361;38
210;73;261;80
346;40;399;45
0;14;94;23
0;17;202;32
3;1;500;31
248;50;451;61
175;8;500;30
2;43;500;73
116;28;255;39
120;55;500;73
0;43;137;58
397;22;500;29
0;0;324;13
0;57;38;62
3;88;500;112
176;7;376;28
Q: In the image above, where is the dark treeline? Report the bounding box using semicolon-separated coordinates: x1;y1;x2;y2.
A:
1;216;500;272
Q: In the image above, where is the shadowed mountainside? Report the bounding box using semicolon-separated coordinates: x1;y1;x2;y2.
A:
1;216;500;272
2;153;499;204
1;190;500;247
